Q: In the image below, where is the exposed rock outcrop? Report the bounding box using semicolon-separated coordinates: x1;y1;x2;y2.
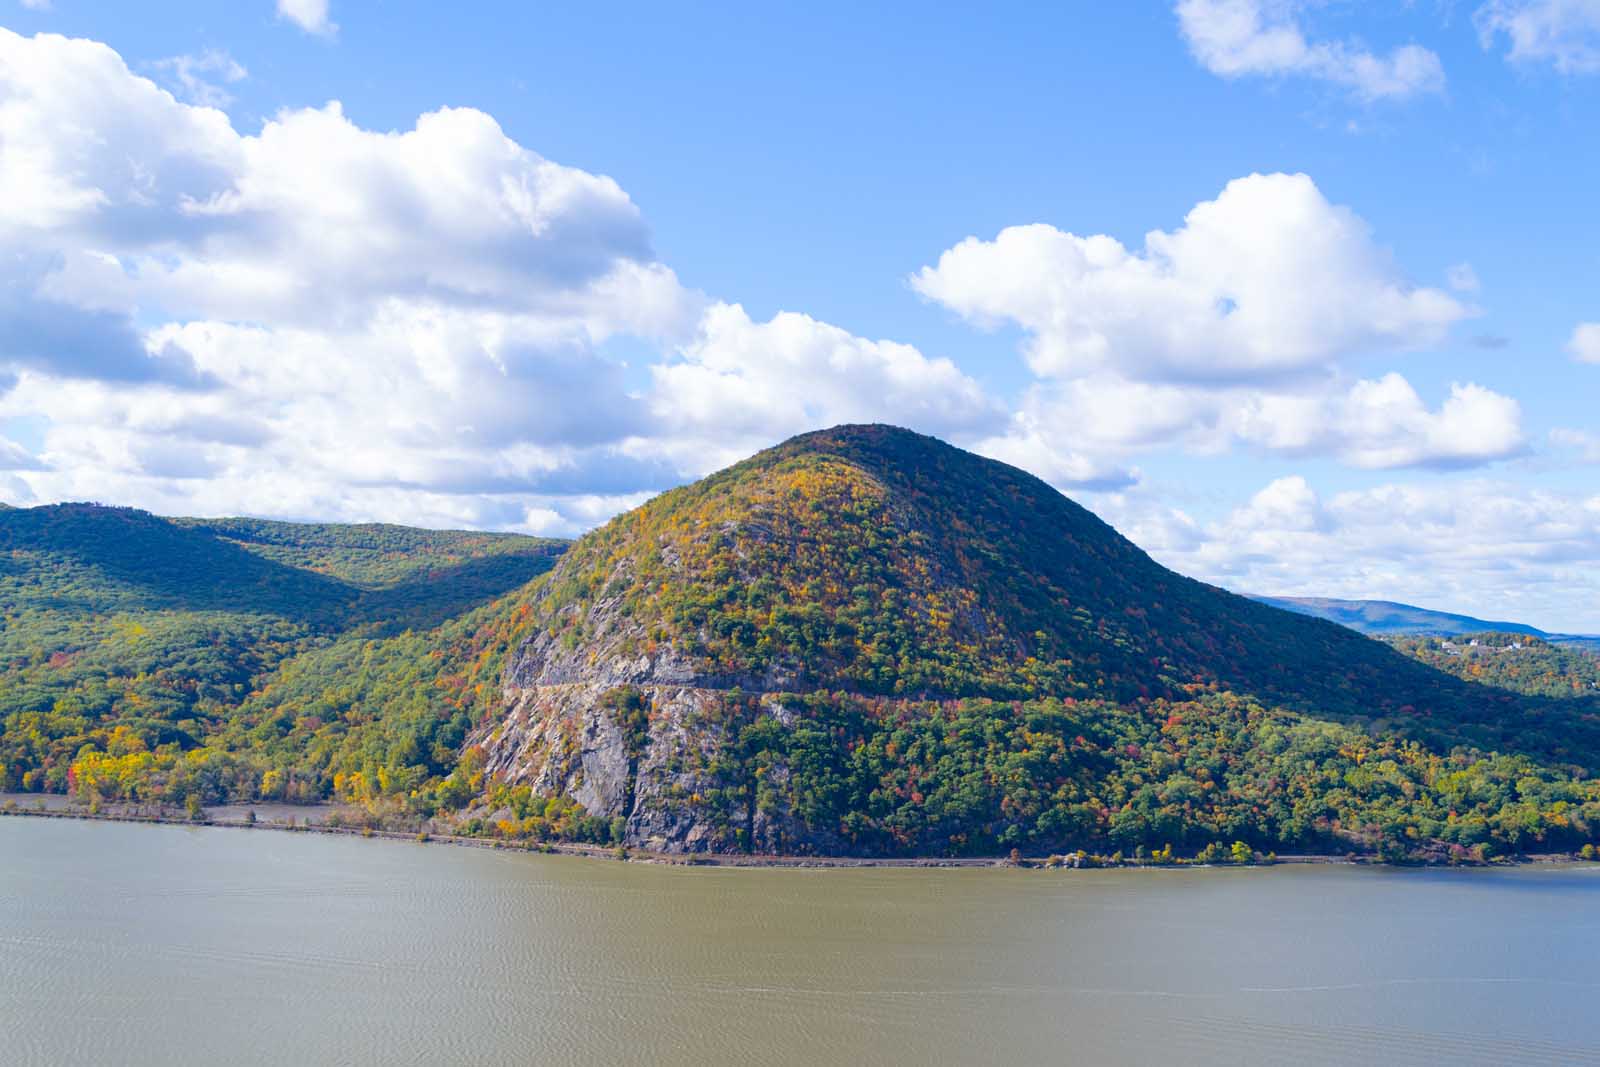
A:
483;677;831;853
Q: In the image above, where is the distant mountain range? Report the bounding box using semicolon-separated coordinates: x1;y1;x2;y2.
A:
1248;595;1600;649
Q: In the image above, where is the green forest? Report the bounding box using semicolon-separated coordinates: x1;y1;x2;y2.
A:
4;427;1600;863
0;504;563;804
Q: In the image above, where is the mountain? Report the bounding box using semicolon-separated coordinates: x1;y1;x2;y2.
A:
479;425;1600;856
6;429;1600;862
0;504;565;796
1249;595;1549;638
1248;596;1600;657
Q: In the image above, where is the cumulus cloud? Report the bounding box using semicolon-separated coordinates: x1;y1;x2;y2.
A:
277;0;336;38
0;28;1015;531
0;27;1539;551
1100;477;1600;632
1176;0;1446;100
1569;322;1600;362
1476;0;1600;73
967;416;1142;493
642;303;1004;474
912;172;1514;478
913;173;1468;384
1250;375;1526;469
997;373;1524;473
0;274;206;385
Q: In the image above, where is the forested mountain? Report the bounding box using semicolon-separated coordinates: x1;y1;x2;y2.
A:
482;426;1600;858
5;428;1600;862
0;504;565;798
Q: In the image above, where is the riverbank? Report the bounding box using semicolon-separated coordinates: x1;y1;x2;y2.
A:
1;793;1586;870
0;798;1001;867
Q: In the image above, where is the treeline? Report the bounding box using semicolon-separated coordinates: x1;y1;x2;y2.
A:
589;688;1600;860
31;685;1600;863
1387;632;1600;700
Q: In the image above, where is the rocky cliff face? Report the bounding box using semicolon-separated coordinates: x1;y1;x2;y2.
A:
482;558;830;853
484;679;826;853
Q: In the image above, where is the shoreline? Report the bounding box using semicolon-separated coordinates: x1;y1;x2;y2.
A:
3;797;1587;870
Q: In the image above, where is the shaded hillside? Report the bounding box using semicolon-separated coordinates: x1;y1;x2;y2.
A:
1;504;355;624
177;516;543;587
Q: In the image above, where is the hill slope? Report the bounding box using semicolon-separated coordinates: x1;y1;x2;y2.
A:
1251;595;1549;638
483;426;1600;856
0;504;565;795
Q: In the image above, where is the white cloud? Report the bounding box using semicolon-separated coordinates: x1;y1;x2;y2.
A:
0;27;1540;553
968;416;1142;493
1176;0;1446;100
277;0;336;38
643;303;1004;474
150;49;247;108
1294;375;1525;470
0;28;1011;531
1568;322;1600;362
1476;0;1600;73
913;173;1468;384
0;29;662;522
1101;477;1600;632
987;372;1524;475
911;172;1511;479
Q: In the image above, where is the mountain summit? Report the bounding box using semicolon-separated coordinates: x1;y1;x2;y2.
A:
503;425;1448;707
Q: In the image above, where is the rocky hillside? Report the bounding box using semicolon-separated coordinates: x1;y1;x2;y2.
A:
481;425;1597;855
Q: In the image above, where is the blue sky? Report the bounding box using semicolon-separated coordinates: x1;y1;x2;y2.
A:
2;1;1599;628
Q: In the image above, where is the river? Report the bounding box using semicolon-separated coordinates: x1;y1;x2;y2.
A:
2;817;1597;1065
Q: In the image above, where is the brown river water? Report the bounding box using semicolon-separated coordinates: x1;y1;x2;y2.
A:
3;816;1598;1065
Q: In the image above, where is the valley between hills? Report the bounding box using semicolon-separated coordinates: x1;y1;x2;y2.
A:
5;425;1600;865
